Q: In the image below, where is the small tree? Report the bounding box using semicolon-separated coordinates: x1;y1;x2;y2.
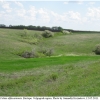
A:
93;45;100;55
42;30;54;38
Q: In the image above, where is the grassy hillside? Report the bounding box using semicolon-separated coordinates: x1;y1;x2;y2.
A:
0;28;100;60
0;28;100;96
0;28;42;60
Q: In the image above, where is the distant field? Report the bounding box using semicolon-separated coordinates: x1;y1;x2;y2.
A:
0;28;100;96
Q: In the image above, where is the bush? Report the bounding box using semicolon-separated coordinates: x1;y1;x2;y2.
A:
62;30;71;35
34;33;43;40
17;47;54;58
42;30;54;38
93;45;100;55
38;47;54;57
19;50;39;58
45;49;54;57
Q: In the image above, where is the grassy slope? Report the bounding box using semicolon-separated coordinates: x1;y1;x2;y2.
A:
0;28;100;96
0;28;42;60
43;33;100;55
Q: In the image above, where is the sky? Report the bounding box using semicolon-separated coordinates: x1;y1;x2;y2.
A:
0;0;100;31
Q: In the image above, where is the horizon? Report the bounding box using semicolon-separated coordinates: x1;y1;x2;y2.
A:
0;1;100;31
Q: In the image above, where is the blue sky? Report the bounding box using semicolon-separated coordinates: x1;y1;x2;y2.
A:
0;0;100;31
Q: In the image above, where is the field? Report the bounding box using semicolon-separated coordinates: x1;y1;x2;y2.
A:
0;28;100;96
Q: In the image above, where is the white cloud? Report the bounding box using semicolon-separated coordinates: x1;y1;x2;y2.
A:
0;1;100;31
27;6;37;21
14;1;23;8
38;8;50;22
0;0;4;3
16;9;26;17
63;1;68;5
51;11;59;20
68;11;81;20
50;10;84;25
2;2;12;13
28;6;37;16
87;7;100;20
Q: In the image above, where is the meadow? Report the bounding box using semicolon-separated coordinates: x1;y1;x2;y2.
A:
0;28;100;96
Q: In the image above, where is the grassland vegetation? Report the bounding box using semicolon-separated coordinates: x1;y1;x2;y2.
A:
0;28;100;96
0;56;100;96
19;29;43;45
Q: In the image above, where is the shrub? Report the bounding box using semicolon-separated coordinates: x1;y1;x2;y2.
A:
42;30;54;38
45;49;54;57
34;33;43;40
19;50;39;58
62;30;71;35
93;45;100;55
38;47;54;57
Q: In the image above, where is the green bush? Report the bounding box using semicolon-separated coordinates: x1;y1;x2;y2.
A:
38;47;54;57
42;30;54;38
34;33;43;40
93;45;100;55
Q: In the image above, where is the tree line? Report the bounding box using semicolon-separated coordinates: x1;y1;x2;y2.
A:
0;24;63;32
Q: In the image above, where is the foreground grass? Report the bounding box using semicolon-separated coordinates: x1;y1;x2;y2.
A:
0;56;100;96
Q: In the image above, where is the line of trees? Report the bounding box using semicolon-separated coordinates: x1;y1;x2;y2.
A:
0;24;63;32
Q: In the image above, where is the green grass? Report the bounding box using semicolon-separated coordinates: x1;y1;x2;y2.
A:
0;56;100;72
0;28;100;96
0;56;100;96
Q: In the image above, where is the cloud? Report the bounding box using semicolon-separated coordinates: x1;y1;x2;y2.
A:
87;7;100;20
14;1;23;8
14;6;50;23
38;8;50;22
27;6;37;21
0;1;84;25
63;1;68;5
0;1;95;29
51;10;81;21
16;9;26;17
68;11;81;20
1;2;12;13
0;0;4;3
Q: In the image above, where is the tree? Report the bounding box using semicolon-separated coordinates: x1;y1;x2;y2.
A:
0;24;6;28
58;26;63;32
